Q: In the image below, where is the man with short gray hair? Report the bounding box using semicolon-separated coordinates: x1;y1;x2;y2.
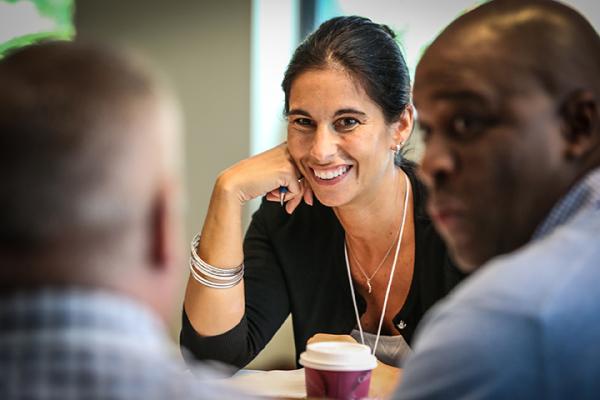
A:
0;41;242;399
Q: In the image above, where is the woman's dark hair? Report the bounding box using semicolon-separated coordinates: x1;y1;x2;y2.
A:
282;15;411;124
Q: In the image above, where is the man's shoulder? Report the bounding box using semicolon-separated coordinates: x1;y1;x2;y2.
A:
0;337;247;400
397;209;600;399
457;207;600;316
429;207;600;347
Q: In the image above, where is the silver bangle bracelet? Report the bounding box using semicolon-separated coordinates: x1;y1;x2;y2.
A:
189;234;244;289
189;261;244;289
190;234;243;276
190;257;242;279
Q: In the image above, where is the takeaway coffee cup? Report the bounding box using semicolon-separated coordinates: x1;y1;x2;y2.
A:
299;341;377;400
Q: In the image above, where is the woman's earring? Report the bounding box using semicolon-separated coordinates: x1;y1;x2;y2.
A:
394;143;401;157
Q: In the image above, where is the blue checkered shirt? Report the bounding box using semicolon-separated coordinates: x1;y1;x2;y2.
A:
534;167;600;238
397;167;600;399
0;289;245;400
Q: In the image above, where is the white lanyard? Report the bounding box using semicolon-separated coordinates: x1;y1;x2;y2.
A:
344;173;410;356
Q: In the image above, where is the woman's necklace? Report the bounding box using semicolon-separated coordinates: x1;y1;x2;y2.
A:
347;220;403;294
344;172;410;355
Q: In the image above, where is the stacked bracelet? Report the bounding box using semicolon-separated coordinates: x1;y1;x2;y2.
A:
189;234;244;289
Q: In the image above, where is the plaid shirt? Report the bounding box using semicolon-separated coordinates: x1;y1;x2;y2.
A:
534;167;600;239
0;289;243;400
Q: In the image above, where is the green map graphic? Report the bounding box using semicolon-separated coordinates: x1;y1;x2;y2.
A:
0;0;73;57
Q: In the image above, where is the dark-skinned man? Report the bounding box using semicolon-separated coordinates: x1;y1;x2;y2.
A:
394;1;600;398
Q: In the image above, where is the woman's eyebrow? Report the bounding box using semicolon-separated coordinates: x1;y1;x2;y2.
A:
286;108;367;118
333;108;367;117
286;108;312;117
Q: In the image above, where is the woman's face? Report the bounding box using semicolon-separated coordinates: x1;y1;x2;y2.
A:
287;67;410;208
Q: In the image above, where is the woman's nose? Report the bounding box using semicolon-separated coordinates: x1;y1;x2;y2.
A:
309;125;338;163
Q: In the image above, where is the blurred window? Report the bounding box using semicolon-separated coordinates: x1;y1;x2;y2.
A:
303;0;600;80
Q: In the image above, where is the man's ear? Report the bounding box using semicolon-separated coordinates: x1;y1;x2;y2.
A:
560;89;599;160
149;183;173;272
391;104;415;145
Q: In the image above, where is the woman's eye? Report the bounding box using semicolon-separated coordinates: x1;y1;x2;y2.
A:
292;118;314;128
334;117;359;131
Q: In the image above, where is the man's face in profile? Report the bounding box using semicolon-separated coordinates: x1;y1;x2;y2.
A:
413;36;567;272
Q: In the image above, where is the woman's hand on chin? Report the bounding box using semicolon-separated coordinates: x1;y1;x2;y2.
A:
216;142;313;213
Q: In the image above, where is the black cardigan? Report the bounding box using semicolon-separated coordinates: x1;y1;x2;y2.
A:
180;163;465;369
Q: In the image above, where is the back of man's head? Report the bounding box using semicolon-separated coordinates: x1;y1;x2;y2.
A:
0;41;183;320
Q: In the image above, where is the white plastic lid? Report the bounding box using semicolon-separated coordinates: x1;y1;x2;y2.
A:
299;341;377;372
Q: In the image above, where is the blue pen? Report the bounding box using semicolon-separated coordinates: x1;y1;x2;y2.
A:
279;186;288;207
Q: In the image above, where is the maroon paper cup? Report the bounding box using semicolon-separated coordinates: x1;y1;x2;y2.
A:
304;365;372;399
300;342;377;400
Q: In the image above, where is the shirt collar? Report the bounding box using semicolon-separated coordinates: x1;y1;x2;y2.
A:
534;167;600;239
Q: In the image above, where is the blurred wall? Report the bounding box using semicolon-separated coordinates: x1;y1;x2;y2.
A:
76;0;251;242
75;0;296;370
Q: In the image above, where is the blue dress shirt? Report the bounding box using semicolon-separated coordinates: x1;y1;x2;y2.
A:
395;168;600;399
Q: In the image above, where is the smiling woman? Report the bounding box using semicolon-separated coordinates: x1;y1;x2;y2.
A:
286;66;404;208
181;16;465;372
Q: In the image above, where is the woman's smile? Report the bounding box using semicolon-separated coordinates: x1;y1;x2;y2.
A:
311;165;353;185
